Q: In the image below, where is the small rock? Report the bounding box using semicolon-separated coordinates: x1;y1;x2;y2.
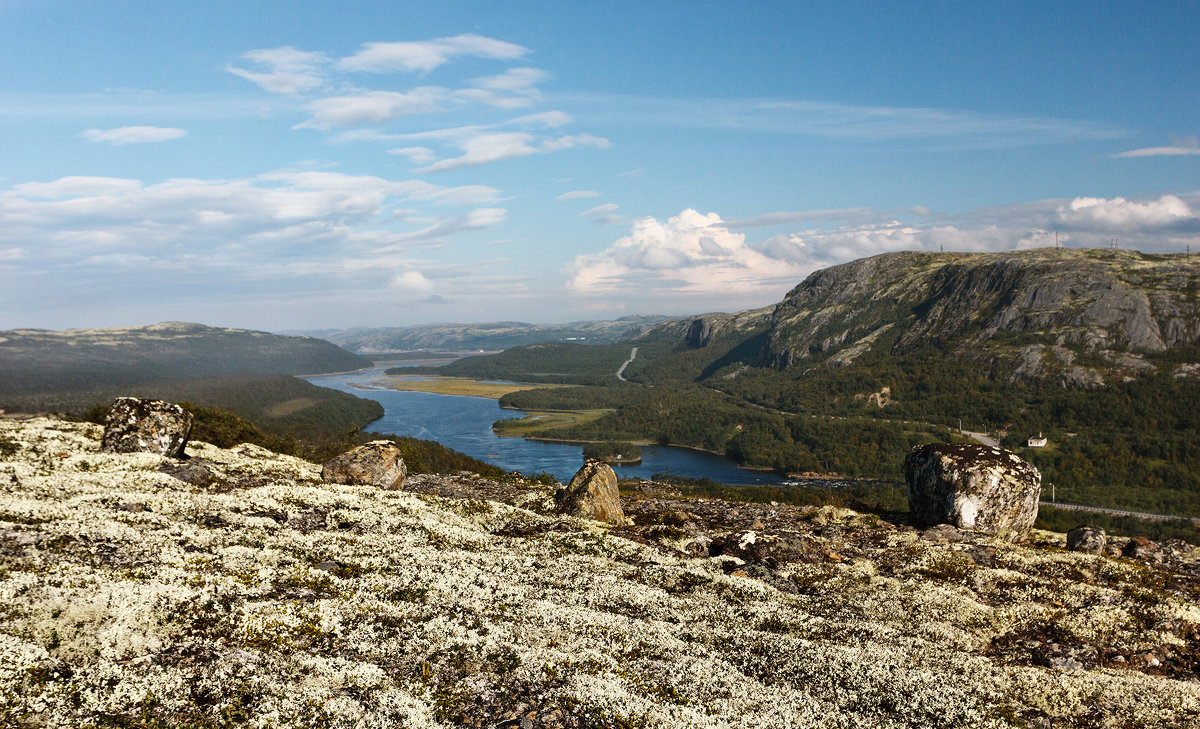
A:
554;460;624;524
1122;535;1161;563
321;441;407;490
115;503;150;513
920;524;964;542
1066;524;1107;554
1032;642;1098;672
101;397;193;458
158;460;218;487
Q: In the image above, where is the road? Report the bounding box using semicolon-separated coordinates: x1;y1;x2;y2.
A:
615;347;638;381
961;429;1000;448
1041;501;1200;525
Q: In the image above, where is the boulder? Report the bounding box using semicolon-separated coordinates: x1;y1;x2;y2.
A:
904;443;1041;541
1121;535;1162;563
321;441;407;490
1066;525;1107;554
101;397;193;458
555;460;624;524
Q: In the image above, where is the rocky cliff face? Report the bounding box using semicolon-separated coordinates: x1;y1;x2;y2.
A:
764;249;1200;385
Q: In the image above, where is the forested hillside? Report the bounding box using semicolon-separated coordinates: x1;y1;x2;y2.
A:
451;249;1200;518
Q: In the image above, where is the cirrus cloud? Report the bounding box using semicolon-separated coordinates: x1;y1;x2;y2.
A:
81;126;187;145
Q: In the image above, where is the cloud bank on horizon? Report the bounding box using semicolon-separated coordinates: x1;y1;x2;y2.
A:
0;2;1197;330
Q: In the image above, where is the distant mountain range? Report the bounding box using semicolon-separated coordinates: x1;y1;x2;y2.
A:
0;321;372;413
292;315;673;353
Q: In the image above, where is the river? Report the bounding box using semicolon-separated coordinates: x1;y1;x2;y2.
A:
303;367;790;486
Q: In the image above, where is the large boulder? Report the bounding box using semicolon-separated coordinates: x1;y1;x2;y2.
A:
904;443;1041;541
555;460;624;524
321;441;407;490
101;397;193;458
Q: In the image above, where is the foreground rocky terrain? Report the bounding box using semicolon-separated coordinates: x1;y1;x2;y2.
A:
2;416;1199;728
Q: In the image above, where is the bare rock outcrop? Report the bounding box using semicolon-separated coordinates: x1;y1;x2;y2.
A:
321;441;407;490
100;397;192;458
904;443;1041;541
555;460;624;524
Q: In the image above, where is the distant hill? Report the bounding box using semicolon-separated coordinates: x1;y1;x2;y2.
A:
298;315;673;353
0;321;372;401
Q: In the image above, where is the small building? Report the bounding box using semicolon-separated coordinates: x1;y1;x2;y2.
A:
1027;432;1047;448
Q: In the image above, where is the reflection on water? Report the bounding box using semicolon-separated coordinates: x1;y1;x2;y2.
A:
304;367;789;486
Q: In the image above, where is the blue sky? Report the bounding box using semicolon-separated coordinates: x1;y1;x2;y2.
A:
2;0;1198;331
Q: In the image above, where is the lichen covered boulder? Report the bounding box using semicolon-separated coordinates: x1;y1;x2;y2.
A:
555;459;624;524
1066;524;1107;554
321;440;407;489
100;397;193;458
904;443;1041;541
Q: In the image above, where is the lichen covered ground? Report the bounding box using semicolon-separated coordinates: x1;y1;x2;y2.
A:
2;417;1199;728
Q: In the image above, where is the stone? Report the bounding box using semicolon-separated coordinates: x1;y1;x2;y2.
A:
904;443;1041;542
1032;642;1099;672
321;441;407;489
1066;525;1107;554
100;397;193;458
555;460;624;524
1121;535;1161;563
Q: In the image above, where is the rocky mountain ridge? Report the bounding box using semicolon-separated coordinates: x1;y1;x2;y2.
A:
768;248;1200;385
2;415;1199;727
660;249;1200;387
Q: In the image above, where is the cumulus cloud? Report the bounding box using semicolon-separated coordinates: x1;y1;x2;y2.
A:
337;35;529;73
1057;195;1194;231
566;209;812;297
557;190;601;200
81;126;187;145
389;270;436;296
226;46;328;94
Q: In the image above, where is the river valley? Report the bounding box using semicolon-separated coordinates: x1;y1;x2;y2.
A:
304;366;792;485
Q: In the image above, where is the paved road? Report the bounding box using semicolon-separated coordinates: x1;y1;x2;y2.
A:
616;347;638;381
961;429;1000;448
1041;501;1200;525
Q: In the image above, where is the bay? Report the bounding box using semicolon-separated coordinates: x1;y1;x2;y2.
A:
304;367;789;486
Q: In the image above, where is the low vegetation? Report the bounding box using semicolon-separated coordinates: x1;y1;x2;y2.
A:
2;416;1198;728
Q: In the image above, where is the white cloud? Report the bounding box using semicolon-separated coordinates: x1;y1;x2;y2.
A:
1112;134;1200;158
388;146;437;164
81;126;187;145
725;208;874;229
458;67;549;109
412;129;610;173
298;88;449;129
337;35;528;73
226;46;328;94
566;209;812;298
389;270;436;296
557;190;600;200
1057;195;1194;231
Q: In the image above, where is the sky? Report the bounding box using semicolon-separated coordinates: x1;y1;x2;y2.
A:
1;0;1198;332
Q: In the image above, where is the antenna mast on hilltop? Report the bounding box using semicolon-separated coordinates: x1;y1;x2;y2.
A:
1111;238;1119;249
